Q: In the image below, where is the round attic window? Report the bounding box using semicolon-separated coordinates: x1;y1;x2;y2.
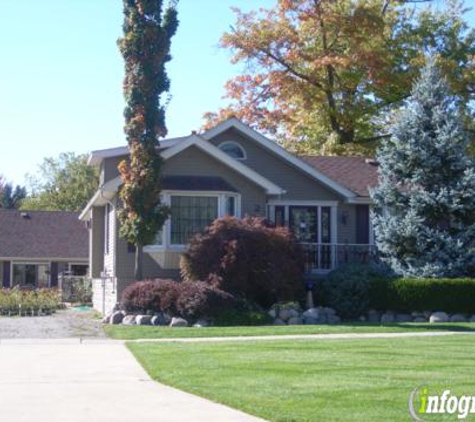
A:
218;141;247;160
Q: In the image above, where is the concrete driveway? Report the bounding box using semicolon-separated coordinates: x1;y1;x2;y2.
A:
0;339;264;422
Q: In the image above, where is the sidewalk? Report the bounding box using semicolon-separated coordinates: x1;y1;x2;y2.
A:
0;340;265;422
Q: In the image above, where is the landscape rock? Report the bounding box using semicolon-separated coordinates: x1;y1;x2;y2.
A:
273;318;286;325
303;317;319;325
288;308;301;319
323;307;336;316
170;317;188;327
102;314;111;324
328;315;341;324
151;314;167;326
109;311;124;325
122;314;136;326
287;316;303;325
470;315;475;323
135;315;152;326
278;309;292;322
268;309;277;319
303;308;319;320
429;312;449;323
413;317;427;323
368;310;380;323
193;319;210;328
396;313;412;323
381;313;395;324
449;313;467;323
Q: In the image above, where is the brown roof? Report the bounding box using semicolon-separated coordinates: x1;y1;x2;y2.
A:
0;210;88;260
300;156;379;197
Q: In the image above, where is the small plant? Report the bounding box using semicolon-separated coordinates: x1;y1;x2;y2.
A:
0;288;62;316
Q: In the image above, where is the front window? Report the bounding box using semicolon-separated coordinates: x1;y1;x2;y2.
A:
12;263;49;288
170;196;219;245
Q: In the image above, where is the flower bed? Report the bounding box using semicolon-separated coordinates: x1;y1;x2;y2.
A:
0;288;62;316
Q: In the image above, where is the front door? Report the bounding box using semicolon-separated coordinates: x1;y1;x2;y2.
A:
289;206;318;243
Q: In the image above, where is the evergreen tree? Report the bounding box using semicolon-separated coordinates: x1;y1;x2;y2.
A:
371;57;475;277
117;0;178;281
0;183;26;209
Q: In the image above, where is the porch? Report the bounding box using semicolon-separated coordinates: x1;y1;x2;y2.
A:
300;243;376;273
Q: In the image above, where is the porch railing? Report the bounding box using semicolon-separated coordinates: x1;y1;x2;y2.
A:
300;243;377;273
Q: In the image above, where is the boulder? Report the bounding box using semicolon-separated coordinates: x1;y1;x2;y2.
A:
273;318;286;325
368;310;380;323
122;314;136;326
396;313;412;323
278;309;292;322
287;316;303;325
135;315;152;326
450;313;467;323
470;315;475;323
268;308;277;319
413;317;427;323
324;307;336;316
328;315;341;324
381;313;395;324
303;308;319;320
193;319;210;328
304;316;319;325
151;314;167;326
288;308;301;319
170;317;188;327
109;311;124;325
358;315;367;322
102;314;111;324
429;312;449;323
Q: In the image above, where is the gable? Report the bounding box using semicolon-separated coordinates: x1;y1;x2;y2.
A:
207;128;342;201
163;146;267;216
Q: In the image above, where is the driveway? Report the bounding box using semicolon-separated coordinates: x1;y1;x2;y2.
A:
0;339;264;422
0;309;105;339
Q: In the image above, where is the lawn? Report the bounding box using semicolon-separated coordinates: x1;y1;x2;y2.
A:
128;334;475;422
106;322;475;339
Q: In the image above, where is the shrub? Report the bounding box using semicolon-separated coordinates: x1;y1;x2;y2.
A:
213;300;273;326
181;216;305;308
175;282;234;320
370;277;475;314
322;263;385;319
121;280;179;314
121;279;234;321
0;288;62;316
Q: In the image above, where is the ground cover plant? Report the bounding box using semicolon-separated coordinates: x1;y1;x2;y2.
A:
0;288;62;316
128;335;475;422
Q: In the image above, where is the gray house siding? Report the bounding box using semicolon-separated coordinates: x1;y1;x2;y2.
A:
208;129;341;201
162;146;268;217
100;155;127;185
89;206;105;278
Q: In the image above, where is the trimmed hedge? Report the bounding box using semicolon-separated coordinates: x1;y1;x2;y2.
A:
370;277;475;314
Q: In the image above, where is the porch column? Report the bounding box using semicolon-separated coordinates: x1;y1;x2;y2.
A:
50;262;58;287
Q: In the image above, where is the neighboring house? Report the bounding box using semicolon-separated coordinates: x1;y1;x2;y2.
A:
80;118;378;314
0;210;89;288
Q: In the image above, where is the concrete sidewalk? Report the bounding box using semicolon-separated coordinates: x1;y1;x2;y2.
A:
0;340;264;422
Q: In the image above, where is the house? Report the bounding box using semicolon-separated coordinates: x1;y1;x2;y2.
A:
0;210;89;288
80;118;378;314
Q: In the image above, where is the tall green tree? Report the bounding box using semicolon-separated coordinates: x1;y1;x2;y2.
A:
0;176;26;209
205;0;475;155
117;0;179;281
371;58;475;277
21;152;99;212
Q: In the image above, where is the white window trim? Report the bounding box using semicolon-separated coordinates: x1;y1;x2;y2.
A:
144;190;242;252
218;140;247;160
267;202;338;246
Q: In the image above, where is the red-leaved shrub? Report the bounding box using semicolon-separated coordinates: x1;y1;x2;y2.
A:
120;279;233;320
180;216;304;308
121;279;179;314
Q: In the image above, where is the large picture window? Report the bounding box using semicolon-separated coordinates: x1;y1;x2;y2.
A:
12;263;49;288
170;196;219;245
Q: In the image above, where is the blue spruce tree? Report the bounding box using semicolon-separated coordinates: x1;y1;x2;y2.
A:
371;57;475;277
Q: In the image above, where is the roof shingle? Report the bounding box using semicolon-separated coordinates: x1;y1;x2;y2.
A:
0;210;88;260
300;156;379;197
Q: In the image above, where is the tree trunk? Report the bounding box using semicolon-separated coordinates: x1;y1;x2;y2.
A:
134;243;143;281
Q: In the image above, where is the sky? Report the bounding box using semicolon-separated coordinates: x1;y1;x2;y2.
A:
0;0;474;186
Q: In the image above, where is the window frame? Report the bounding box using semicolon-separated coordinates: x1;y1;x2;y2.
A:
145;190;242;251
217;141;247;160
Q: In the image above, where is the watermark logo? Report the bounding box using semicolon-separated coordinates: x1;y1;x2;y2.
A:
409;386;475;420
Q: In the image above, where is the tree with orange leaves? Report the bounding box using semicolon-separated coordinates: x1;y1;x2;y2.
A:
205;0;475;155
117;0;179;281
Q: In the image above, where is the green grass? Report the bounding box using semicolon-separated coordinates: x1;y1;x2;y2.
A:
105;322;475;339
128;334;475;422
